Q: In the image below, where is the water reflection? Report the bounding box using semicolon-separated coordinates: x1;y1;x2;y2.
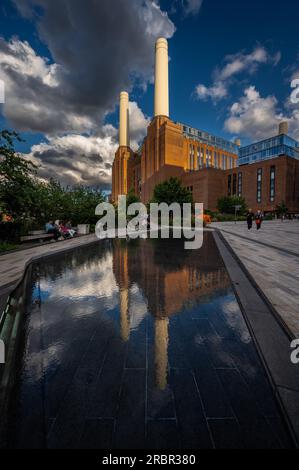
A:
112;234;230;389
1;235;291;449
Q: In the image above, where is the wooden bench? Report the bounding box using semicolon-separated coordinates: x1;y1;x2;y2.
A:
20;230;54;243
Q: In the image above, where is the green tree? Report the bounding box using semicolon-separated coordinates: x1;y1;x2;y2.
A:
217;195;247;215
0;130;37;220
0;130;105;232
276;201;288;217
126;188;140;206
151;177;193;205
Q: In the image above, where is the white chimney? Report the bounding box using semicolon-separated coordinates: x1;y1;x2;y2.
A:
154;38;169;118
119;91;129;147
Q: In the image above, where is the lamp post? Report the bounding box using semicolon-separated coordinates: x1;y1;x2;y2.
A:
233;205;242;224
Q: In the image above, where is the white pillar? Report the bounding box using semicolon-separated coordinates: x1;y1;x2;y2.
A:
154;38;169;118
119;91;129;147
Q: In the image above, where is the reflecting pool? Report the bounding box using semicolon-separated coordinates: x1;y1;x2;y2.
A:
2;233;293;448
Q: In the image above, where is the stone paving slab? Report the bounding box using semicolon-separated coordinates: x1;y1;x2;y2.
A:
211;221;299;338
213;231;299;446
0;234;99;296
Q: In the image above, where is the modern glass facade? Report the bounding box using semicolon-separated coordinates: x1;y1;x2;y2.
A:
238;134;299;165
180;123;239;154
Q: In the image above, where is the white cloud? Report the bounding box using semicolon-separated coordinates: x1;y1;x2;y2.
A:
26;131;118;187
195;47;281;103
0;38;94;134
195;82;228;101
182;0;203;16
224;85;299;141
129;101;150;150
22;100;149;187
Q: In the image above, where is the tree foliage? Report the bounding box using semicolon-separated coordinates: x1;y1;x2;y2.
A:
217;195;247;215
276;201;288;216
151;177;193;205
0;130;105;230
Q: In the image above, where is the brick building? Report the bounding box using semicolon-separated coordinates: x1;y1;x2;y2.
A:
112;38;299;215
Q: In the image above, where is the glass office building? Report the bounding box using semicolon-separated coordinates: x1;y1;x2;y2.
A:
238;134;299;165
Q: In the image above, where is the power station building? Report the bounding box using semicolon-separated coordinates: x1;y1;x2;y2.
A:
112;38;299;215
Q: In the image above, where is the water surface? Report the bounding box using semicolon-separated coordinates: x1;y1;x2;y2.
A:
5;234;292;448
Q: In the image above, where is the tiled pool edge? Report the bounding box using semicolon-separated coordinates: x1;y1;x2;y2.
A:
213;230;299;448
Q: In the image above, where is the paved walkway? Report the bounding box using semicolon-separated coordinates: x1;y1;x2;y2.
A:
211;221;299;338
0;234;99;296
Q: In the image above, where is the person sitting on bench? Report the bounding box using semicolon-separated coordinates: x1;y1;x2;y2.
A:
45;220;60;241
59;221;72;239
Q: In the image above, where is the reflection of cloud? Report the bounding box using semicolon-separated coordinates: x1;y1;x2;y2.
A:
222;297;251;344
129;283;148;331
40;252;118;310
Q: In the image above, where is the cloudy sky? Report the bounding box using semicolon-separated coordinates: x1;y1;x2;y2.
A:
0;0;298;189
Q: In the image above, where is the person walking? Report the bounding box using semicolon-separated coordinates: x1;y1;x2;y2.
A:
246;209;254;230
255;210;263;231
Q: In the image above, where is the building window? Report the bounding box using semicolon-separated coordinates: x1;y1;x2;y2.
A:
238;172;242;197
206;150;211;167
270;165;276;202
222;154;227;170
257;168;262;203
228;175;232;196
233;173;237;195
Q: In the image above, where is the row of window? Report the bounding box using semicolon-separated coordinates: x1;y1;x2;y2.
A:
227;166;276;203
189;145;236;170
182;124;238;153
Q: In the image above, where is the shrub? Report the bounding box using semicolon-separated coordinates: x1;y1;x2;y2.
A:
217;196;247;215
0;241;18;252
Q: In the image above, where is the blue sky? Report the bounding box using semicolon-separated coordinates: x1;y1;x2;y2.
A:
0;0;298;188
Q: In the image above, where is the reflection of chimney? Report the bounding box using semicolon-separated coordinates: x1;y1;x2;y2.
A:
154;318;169;390
279;121;288;135
120;288;130;342
154;38;169;118
119;91;129;147
234;138;241;147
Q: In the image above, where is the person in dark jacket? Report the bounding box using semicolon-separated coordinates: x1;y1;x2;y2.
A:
246;209;254;230
255;210;263;230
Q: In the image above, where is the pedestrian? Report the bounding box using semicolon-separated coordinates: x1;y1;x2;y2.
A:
45;220;60;241
255;210;263;231
246;209;254;230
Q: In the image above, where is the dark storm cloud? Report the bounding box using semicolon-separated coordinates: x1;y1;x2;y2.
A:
8;0;175;133
0;0;174;186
